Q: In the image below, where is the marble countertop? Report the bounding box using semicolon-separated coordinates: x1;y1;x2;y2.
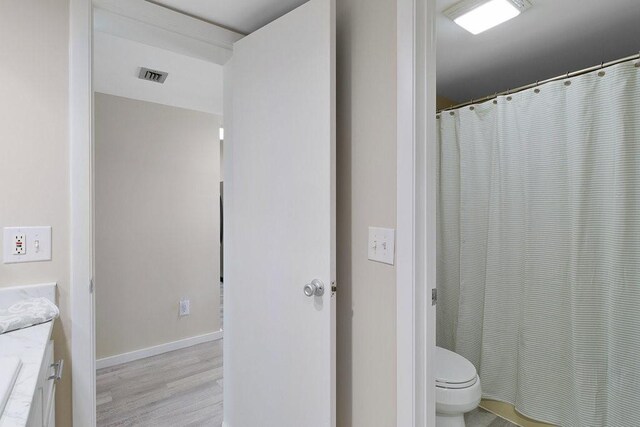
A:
0;283;57;427
0;321;54;427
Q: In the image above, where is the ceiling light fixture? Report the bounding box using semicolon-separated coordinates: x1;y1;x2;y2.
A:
445;0;532;35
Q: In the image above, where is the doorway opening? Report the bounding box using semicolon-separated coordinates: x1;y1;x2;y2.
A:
93;47;226;425
90;0;335;426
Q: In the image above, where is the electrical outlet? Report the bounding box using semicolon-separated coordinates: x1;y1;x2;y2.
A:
3;226;52;263
13;233;26;255
179;298;190;317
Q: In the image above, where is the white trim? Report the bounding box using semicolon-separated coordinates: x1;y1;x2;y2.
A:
93;0;243;44
70;0;96;426
396;0;416;421
96;330;224;369
93;0;243;65
397;0;436;426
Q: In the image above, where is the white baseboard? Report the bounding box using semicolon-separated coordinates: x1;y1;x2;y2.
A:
96;329;223;370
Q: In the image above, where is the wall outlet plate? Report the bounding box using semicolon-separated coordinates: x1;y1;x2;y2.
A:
368;226;395;265
3;227;52;264
179;298;190;317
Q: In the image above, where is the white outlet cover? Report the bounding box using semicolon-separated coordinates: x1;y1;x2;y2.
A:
368;226;395;265
179;298;191;316
3;227;52;264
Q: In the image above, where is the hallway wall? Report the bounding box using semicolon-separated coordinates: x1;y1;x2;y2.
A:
336;0;397;425
94;93;221;359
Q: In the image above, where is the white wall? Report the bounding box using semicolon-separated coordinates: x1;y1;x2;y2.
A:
93;31;224;115
94;93;221;359
0;1;72;426
336;0;397;425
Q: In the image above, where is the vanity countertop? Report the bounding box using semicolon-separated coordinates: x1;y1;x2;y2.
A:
0;320;54;427
0;283;57;427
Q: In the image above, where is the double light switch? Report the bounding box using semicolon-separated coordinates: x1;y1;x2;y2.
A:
368;226;395;265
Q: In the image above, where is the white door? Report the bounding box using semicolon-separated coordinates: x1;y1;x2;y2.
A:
223;0;335;426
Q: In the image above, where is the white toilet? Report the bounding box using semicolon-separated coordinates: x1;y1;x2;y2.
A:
435;346;482;427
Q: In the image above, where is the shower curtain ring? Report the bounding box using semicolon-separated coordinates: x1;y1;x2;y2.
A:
506;89;513;101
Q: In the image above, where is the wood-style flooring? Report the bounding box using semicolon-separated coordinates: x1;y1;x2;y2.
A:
97;340;223;427
97;281;515;426
97;339;515;427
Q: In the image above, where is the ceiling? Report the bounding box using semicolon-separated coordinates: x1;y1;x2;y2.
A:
150;0;308;34
437;0;640;102
93;31;224;115
95;0;640;111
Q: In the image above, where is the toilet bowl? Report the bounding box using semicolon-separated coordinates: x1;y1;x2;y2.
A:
435;346;482;427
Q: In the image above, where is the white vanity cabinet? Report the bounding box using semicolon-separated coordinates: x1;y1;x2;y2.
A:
26;341;61;427
0;283;59;427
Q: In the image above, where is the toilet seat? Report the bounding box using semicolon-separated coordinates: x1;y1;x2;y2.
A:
435;347;478;390
436;376;477;389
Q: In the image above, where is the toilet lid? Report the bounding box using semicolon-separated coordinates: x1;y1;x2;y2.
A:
435;347;478;389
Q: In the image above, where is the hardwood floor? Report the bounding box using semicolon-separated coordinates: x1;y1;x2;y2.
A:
97;282;514;427
97;340;223;427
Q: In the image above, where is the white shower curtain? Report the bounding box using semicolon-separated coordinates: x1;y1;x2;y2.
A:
437;59;640;427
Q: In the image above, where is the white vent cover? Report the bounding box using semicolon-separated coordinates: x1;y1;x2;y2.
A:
138;67;169;83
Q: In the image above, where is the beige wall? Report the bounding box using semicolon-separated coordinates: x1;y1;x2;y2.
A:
94;93;221;359
336;0;397;425
0;1;72;425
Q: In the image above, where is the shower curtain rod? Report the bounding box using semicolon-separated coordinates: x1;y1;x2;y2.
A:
437;52;640;114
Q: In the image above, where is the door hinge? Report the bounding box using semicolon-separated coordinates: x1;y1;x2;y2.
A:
431;288;437;305
90;278;95;294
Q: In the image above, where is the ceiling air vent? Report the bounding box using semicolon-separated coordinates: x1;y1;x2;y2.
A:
138;67;168;84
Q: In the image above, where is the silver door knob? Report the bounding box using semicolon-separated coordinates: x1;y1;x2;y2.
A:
304;279;325;297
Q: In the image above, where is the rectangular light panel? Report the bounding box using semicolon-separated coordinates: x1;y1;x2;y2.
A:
446;0;529;35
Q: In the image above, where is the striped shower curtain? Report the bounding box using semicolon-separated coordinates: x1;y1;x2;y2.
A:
436;59;640;426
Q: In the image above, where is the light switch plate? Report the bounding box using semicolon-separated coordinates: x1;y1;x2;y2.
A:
368;226;395;265
3;227;52;264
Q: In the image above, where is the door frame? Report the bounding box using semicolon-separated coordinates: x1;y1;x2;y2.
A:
397;0;436;425
69;0;96;425
68;0;435;425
